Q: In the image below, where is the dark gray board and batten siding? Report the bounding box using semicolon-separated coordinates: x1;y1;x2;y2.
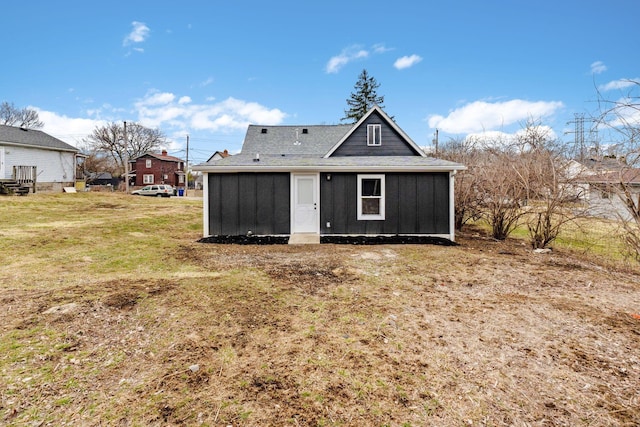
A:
320;172;450;235
207;173;290;235
208;171;450;236
330;111;421;157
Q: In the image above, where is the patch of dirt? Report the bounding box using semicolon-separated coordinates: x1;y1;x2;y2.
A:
2;233;640;426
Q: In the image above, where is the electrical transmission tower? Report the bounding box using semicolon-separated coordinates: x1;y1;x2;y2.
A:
566;113;597;162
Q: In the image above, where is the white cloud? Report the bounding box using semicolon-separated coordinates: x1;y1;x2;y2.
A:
394;54;422;70
326;45;369;74
602;98;640;130
27;92;287;156
427;99;564;134
133;91;287;133
123;21;150;46
34;109;107;147
590;61;607;75
200;77;214;87
139;91;176;106
598;78;638;91
372;44;392;54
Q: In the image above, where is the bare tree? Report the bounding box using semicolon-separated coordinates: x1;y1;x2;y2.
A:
84;122;165;175
0;101;44;128
476;147;527;240
594;79;640;259
439;138;483;230
77;146;120;178
513;122;588;249
443;120;591;247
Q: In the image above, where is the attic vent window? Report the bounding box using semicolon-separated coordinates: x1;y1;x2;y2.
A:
367;124;382;146
302;128;308;134
261;128;268;134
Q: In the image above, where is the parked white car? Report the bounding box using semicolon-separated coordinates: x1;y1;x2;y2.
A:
131;184;174;197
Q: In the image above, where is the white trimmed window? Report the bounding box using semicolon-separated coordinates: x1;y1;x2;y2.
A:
367;124;382;146
146;159;152;168
143;174;154;184
358;174;385;220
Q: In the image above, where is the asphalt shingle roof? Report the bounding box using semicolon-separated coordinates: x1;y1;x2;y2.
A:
241;124;353;156
0;124;78;152
194;107;465;172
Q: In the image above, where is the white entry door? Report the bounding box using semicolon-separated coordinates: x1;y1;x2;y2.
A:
292;174;318;233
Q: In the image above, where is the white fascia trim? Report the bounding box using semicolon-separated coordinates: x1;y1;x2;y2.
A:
323;105;426;158
0;141;78;153
192;165;465;173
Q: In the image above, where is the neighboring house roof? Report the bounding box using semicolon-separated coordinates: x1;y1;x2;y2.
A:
206;149;231;162
0;124;78;152
584;156;626;172
583;169;640;185
87;172;113;180
133;150;183;163
194;106;464;173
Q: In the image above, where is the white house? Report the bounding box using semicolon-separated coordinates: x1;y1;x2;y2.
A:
0;124;80;192
580;169;640;221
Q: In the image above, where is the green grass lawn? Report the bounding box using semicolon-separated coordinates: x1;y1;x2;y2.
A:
1;192;639;426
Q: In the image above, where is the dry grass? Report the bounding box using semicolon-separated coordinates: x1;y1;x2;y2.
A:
1;193;639;426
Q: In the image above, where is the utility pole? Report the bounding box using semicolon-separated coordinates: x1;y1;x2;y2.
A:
185;134;189;197
124;121;129;193
432;129;439;156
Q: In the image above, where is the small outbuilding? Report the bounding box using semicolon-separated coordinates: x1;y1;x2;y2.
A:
193;106;465;243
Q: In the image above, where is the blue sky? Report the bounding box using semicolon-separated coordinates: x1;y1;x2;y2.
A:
2;0;638;163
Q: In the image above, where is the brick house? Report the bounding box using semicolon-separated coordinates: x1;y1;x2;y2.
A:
130;150;185;188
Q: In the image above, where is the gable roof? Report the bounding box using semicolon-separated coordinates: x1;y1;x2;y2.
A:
0;124;78;152
582;169;640;185
206;150;231;162
324;105;425;158
193;107;465;173
133;151;183;163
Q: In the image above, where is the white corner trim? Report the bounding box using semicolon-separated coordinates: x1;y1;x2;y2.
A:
202;172;209;237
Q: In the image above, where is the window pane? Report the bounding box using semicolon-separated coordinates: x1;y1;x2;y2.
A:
297;178;314;205
367;124;381;145
362;198;380;215
362;179;381;196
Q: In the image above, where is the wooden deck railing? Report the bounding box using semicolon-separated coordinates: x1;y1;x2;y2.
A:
12;165;37;193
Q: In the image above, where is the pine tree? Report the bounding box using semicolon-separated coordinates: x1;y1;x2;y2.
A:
342;69;385;123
